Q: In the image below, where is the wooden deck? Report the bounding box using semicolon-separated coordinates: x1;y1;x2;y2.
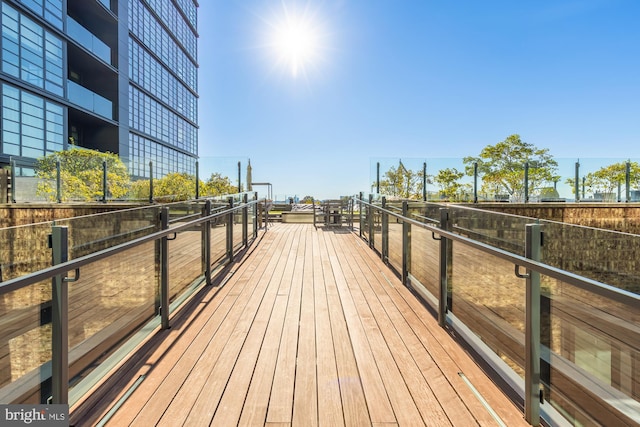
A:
70;223;528;427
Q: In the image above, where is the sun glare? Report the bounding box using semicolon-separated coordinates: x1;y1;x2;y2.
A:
266;3;327;79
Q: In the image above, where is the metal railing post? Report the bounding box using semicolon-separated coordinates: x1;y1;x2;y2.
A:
525;223;542;426
312;198;317;228
51;226;69;404
368;194;374;249
160;207;170;329
381;197;388;263
242;193;248;246
625;161;631;202
524;162;530;203
253;192;259;238
422;162;427;202
473;162;478;203
10;159;16;203
203;200;212;285
227;197;234;262
574;161;580;202
149;161;154;204
359;192;364;238
402;201;411;287
102;161;107;203
56;160;61;203
195;161;200;200
438;208;450;327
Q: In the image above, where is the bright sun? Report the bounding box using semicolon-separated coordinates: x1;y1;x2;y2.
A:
267;3;326;79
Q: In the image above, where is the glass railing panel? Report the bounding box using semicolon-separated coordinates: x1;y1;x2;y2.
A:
67;241;157;392
409;202;443;225
0;280;52;403
449;206;532;255
233;209;243;252
541;221;640;294
12;176;51;203
54;206;161;258
66;17;111;65
98;0;110;11
360;203;371;243
543;275;640;425
409;226;439;299
386;219;403;276
0;222;53;282
168;227;202;303
67;81;112;120
450;240;526;378
372;203;383;255
209;220;227;267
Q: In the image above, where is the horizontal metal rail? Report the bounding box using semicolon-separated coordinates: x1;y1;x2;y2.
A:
0;199;262;297
359;200;639;307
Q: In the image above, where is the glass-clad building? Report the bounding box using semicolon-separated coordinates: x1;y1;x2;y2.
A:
0;0;198;177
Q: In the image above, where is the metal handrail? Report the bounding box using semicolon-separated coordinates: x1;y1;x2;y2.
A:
0;199;263;297
358;199;639;307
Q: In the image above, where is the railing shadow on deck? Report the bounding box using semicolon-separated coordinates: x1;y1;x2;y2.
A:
0;193;266;408
357;195;640;427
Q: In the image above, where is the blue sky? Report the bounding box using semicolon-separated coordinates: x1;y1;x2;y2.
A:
197;1;640;200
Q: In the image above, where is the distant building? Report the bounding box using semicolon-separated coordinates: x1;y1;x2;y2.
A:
0;0;198;178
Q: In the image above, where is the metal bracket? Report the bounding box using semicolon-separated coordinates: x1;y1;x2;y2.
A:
63;268;80;282
166;233;177;241
431;231;442;241
515;265;530;279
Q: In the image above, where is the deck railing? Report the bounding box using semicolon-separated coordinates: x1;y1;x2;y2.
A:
0;194;262;407
357;196;640;426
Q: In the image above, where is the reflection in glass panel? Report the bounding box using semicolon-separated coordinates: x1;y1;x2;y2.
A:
67;242;157;390
543;275;639;425
450;240;526;377
0;281;52;403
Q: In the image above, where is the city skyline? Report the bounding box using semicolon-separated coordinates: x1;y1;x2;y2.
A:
198;0;640;200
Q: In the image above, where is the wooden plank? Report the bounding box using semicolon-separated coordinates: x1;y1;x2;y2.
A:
167;227;287;426
313;231;345;427
318;230;371;427
266;226;306;423
292;226;318;427
324;231;397;424
237;295;289;426
329;231;427;426
344;236;458;426
209;230;296;426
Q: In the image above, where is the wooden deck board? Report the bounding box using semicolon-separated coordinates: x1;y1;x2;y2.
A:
71;223;528;427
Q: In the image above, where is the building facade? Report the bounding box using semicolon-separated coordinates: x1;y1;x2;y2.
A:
0;0;198;178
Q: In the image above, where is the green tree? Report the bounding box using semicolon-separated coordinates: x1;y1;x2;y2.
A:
202;172;237;196
434;168;464;200
378;161;423;199
153;172;198;201
464;134;558;200
300;196;314;204
566;161;640;200
35;148;130;201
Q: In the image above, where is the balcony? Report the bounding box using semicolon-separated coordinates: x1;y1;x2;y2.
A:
67;80;113;120
67;16;111;66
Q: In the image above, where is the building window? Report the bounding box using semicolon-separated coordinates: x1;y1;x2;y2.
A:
1;83;65;158
128;132;196;178
1;2;64;95
16;0;63;29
